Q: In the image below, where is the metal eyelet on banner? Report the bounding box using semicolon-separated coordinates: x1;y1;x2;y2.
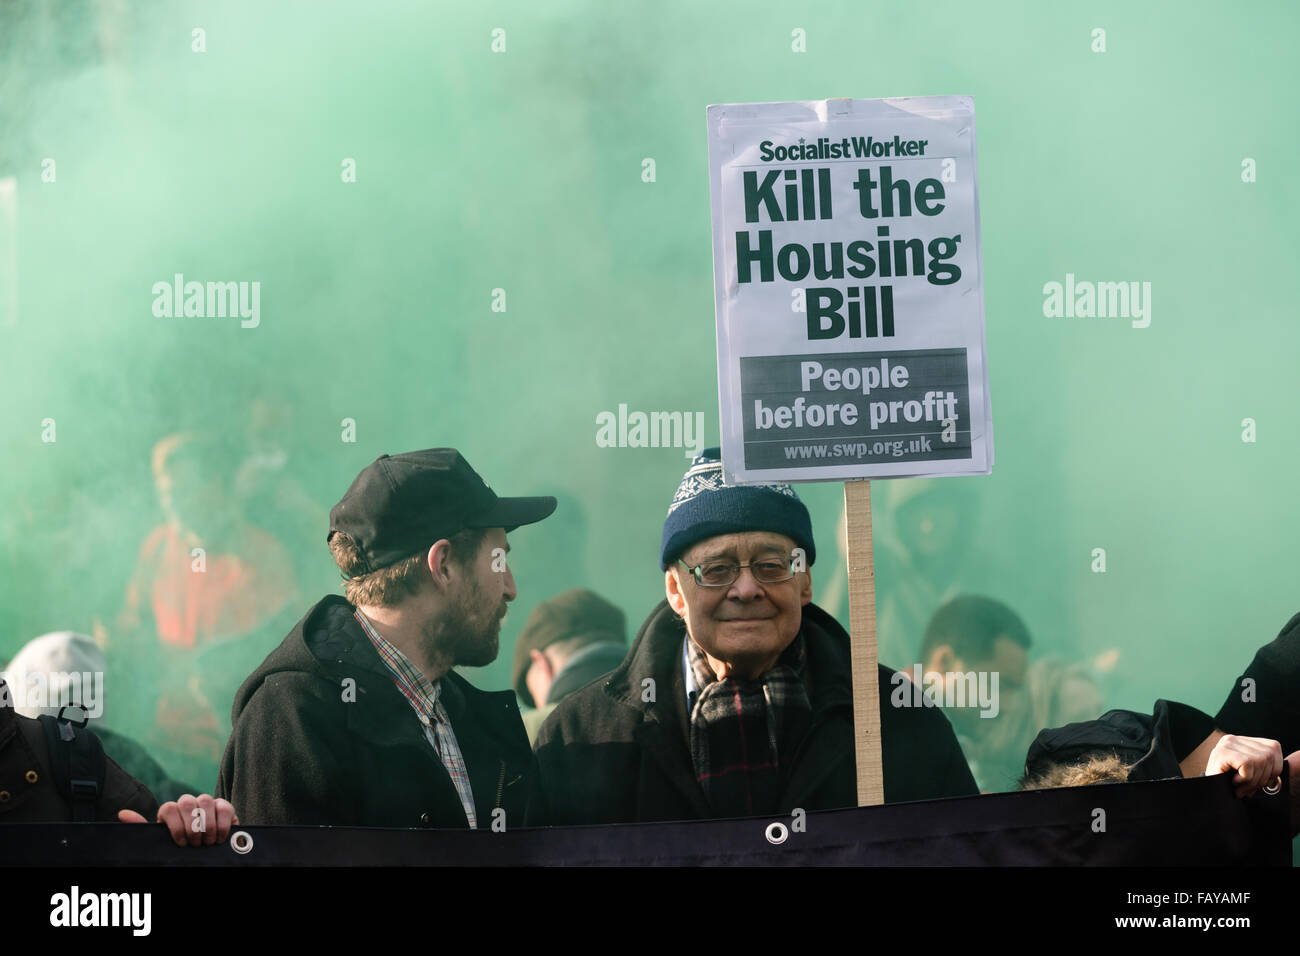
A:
230;830;254;854
765;821;789;845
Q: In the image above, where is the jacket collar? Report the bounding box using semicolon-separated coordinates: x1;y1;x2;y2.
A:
264;595;521;754
546;642;628;705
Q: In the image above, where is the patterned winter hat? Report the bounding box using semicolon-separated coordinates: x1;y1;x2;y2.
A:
659;448;815;570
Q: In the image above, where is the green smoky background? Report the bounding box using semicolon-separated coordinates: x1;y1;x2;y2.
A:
0;0;1296;843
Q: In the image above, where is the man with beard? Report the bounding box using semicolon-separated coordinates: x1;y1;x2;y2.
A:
217;448;555;827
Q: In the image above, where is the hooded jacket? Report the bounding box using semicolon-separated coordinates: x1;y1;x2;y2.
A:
216;595;541;828
534;600;978;825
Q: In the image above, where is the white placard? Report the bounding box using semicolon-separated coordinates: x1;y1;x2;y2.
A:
707;97;993;482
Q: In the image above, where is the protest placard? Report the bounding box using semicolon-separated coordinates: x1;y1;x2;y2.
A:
707;96;992;483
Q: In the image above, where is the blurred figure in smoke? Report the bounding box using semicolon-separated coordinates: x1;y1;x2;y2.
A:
233;397;331;594
112;432;299;786
873;478;978;671
918;594;1102;792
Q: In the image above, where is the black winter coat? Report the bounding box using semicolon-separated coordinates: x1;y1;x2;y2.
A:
217;595;541;829
534;600;978;825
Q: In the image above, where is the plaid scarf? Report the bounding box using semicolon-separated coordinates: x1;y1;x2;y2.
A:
687;634;812;817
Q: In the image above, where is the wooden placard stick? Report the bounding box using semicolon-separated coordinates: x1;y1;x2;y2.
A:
843;478;884;806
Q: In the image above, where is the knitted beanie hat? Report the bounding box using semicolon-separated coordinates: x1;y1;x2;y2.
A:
659;448;815;571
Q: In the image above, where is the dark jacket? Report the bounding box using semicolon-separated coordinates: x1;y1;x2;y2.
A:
534;600;978;825
97;728;196;806
216;595;541;828
1216;609;1300;757
0;690;158;823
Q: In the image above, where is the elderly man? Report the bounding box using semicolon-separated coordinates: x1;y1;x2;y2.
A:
217;448;555;828
535;449;977;825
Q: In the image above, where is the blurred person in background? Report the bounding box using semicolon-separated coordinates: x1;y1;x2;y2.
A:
512;588;627;743
917;594;1103;792
233;397;331;594
109;431;300;787
873;479;978;671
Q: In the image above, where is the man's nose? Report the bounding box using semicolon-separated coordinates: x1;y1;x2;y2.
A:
503;566;518;602
727;566;765;599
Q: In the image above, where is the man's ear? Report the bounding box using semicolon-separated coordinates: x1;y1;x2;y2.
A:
925;644;959;676
798;568;813;605
528;647;553;679
426;539;455;590
665;567;688;617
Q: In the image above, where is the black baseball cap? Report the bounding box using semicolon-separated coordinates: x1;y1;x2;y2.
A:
328;448;556;575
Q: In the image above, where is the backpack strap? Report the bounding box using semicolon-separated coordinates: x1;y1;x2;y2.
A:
38;706;107;822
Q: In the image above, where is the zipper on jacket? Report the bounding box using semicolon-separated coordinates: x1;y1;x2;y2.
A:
494;759;506;807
